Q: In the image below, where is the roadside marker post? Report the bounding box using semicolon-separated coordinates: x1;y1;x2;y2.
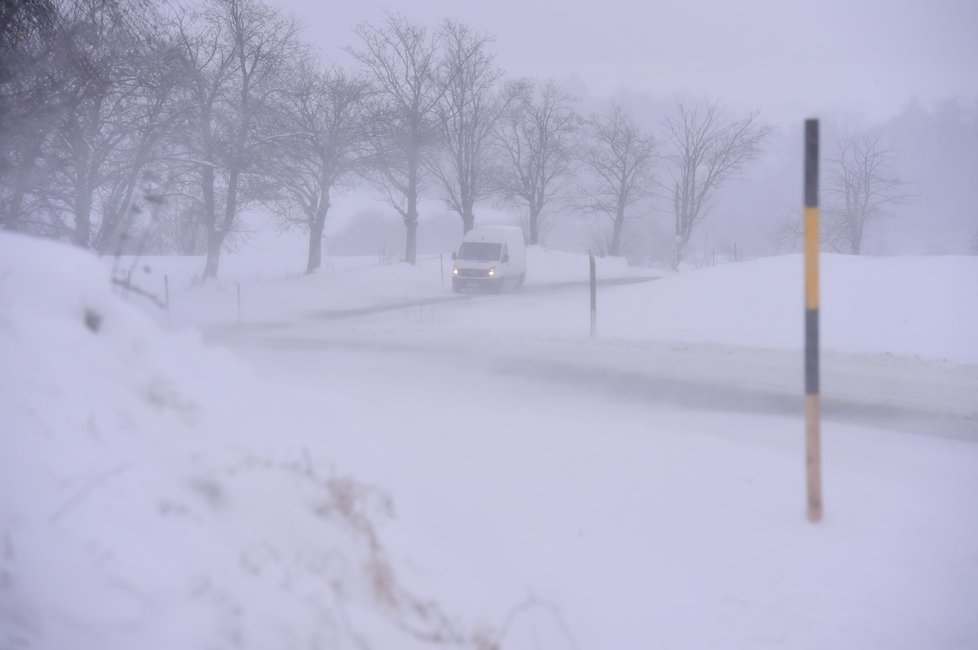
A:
164;275;170;325
237;283;242;324
804;119;823;523
589;251;597;338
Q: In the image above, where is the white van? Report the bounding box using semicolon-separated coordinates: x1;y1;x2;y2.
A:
451;225;526;292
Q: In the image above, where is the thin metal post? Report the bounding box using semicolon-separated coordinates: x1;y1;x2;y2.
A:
804;118;823;523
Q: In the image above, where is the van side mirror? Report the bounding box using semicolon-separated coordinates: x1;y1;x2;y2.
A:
451;252;457;260
501;253;510;263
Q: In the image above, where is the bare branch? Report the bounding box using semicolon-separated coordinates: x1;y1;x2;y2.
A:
429;19;506;235
823;132;911;254
575;102;656;256
492;79;579;245
662;100;771;269
349;14;443;264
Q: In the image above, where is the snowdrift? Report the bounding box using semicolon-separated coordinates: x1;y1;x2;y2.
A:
0;233;464;650
123;240;976;364
415;253;978;364
598;253;978;363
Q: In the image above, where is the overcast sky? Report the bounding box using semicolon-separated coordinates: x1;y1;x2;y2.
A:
267;0;978;124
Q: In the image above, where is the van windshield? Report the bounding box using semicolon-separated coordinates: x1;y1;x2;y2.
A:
457;242;502;261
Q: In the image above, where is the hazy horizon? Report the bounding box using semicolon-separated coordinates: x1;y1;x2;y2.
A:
268;0;978;124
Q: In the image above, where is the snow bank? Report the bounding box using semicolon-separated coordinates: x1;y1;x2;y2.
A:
598;253;978;363
0;233;462;650
416;253;978;364
121;240;975;364
114;246;656;328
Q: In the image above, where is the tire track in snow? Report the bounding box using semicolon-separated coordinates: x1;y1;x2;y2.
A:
216;332;978;442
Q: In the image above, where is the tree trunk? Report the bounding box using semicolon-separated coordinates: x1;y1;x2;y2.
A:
70;123;93;247
205;157;242;279
307;219;324;274
461;198;475;234
4;135;44;230
224;165;241;233
672;236;687;271
95;167;142;253
96;133;155;253
200;161;219;278
204;163;232;280
404;187;418;265
204;232;223;279
528;207;540;245
850;222;863;255
405;217;418;265
6;187;25;231
405;156;419;265
72;185;93;248
306;193;330;274
610;212;625;257
198;105;218;276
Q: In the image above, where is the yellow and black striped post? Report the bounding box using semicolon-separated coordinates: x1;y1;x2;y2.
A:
804;119;823;523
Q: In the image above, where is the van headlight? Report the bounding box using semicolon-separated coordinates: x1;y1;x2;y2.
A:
452;265;459;275
488;267;496;277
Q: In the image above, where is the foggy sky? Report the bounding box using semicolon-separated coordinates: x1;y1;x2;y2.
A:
269;0;978;124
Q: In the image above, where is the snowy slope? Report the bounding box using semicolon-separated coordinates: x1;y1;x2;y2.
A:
123;246;977;364
596;253;978;363
394;253;977;364
4;233;978;650
114;246;656;327
0;233;466;650
220;250;977;429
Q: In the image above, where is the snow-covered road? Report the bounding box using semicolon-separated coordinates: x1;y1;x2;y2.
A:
212;284;978;440
218;330;978;650
6;234;977;650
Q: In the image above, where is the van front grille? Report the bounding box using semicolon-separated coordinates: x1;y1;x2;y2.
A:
458;268;492;278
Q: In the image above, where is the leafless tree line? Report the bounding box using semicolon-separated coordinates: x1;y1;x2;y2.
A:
3;1;906;278
775;131;911;255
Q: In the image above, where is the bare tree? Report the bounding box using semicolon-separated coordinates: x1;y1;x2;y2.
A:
147;162;210;254
0;0;57;56
431;20;505;236
663;100;770;269
576;103;655;256
350;14;442;265
171;5;237;268
494;79;578;245
0;0;59;232
267;62;370;273
93;31;186;253
211;0;296;278
824;132;907;254
174;0;297;279
1;0;161;245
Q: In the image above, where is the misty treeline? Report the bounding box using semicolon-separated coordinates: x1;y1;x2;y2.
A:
1;1;974;279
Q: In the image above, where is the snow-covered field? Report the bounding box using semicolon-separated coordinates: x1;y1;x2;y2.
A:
2;231;977;649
